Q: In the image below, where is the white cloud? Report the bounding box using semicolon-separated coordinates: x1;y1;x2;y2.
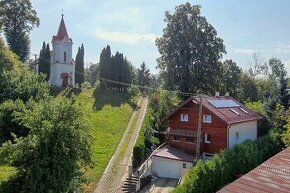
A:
272;44;290;54
92;30;158;44
233;48;257;54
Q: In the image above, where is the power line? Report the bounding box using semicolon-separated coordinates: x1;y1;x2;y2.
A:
98;77;208;97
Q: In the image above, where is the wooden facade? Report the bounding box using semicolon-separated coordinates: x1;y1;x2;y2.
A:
168;100;228;154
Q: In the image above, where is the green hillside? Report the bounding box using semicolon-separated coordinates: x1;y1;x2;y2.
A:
0;88;136;192
77;88;136;192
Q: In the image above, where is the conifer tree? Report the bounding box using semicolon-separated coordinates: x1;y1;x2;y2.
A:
38;41;50;81
137;62;151;87
75;44;85;86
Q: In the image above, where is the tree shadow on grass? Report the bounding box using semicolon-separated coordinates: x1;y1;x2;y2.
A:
93;87;136;111
50;87;82;97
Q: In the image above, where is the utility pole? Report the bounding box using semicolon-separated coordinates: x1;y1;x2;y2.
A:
195;95;203;160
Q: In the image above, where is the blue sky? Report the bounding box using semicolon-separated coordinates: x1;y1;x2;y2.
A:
30;0;290;74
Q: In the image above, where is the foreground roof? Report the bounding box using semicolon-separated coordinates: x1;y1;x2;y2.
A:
218;147;290;193
167;96;262;125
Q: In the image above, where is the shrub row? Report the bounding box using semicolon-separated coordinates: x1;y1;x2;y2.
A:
132;109;150;168
173;134;282;193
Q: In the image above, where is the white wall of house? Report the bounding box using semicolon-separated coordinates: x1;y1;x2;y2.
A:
151;156;193;179
228;120;257;148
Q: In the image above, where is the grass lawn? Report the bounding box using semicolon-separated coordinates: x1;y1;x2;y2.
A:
0;88;136;192
0;115;17;187
78;88;136;192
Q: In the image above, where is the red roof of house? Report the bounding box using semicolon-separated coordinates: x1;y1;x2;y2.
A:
52;15;72;42
217;147;290;193
167;96;262;125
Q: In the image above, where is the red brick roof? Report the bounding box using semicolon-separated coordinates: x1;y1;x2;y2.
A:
195;96;262;124
217;147;290;193
167;96;262;125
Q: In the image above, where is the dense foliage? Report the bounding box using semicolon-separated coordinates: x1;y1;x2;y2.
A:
0;36;92;192
156;2;226;94
85;63;99;86
0;96;92;193
0;39;50;103
99;45;134;89
0;0;39;62
38;41;51;81
173;134;282;193
132;91;178;168
137;62;152;88
75;44;85;86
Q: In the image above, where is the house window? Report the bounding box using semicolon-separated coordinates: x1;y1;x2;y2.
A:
204;133;211;144
235;132;239;140
182;163;186;168
173;135;180;142
181;114;189;122
64;51;67;62
186;136;194;143
203;114;212;123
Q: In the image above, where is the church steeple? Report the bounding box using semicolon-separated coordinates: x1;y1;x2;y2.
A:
50;14;75;87
52;14;71;42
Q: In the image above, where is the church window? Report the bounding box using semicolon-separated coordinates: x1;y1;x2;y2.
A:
64;51;67;62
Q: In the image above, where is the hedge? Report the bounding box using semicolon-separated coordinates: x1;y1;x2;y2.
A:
173;134;282;193
132;107;150;168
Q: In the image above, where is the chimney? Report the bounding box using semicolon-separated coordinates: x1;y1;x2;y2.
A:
215;91;220;96
225;92;230;97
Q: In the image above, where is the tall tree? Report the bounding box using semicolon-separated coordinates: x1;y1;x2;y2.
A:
156;3;226;94
239;72;259;102
137;62;151;87
99;45;134;90
75;44;85;86
0;0;40;62
85;63;99;85
99;45;112;80
220;59;242;98
264;58;289;116
38;41;50;81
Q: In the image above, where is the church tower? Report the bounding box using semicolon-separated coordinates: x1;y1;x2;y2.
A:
50;14;75;87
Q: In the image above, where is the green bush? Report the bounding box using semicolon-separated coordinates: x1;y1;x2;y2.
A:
173;134;282;193
0;100;28;140
132;144;145;168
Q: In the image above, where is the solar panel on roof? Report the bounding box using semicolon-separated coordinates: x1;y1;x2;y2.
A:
208;99;240;108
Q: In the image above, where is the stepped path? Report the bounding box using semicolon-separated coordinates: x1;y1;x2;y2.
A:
94;96;148;193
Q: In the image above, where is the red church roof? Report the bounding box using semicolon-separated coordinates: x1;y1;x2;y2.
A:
52;15;72;42
167;96;262;125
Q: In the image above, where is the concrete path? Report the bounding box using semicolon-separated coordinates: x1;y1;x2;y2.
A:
138;178;178;193
94;96;148;193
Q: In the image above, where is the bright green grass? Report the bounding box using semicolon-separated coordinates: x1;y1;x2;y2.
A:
0;149;17;186
0;115;17;185
78;88;135;192
0;88;135;191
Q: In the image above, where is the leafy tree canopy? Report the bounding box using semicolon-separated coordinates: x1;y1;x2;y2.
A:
156;2;226;94
0;38;50;103
0;96;92;193
0;0;39;62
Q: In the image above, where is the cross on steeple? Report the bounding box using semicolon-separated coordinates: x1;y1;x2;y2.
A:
61;9;64;18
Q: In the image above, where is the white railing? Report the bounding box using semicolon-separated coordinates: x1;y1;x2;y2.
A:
134;143;167;192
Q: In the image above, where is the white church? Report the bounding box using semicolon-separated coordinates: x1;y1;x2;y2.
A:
49;14;75;87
